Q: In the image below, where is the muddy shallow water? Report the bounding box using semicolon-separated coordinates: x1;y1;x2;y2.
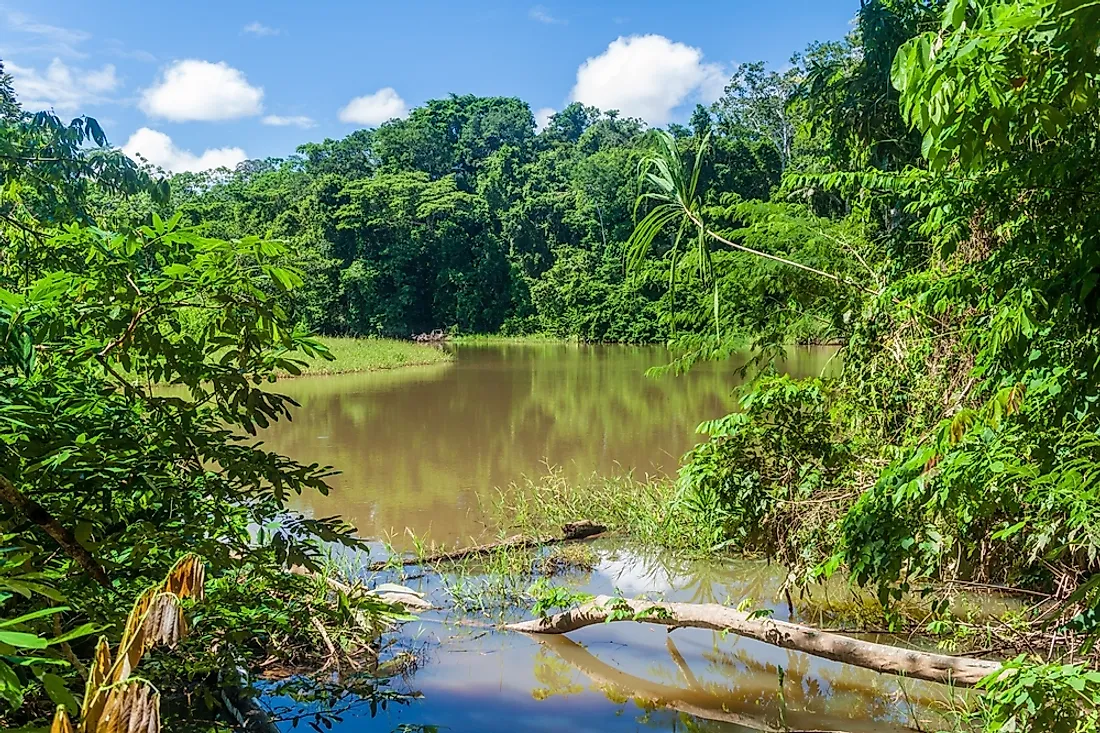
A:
266;539;995;733
257;344;995;732
261;343;838;547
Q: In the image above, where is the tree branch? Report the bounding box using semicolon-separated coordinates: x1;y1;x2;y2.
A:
0;473;111;588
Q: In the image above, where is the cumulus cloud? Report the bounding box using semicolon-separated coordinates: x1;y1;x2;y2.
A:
140;60;263;122
534;107;555;132
262;114;316;128
243;21;280;36
7;58;119;111
529;5;565;24
122;128;246;173
570;34;727;125
338;87;408;126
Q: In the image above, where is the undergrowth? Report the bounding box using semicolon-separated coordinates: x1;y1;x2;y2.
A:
494;467;712;554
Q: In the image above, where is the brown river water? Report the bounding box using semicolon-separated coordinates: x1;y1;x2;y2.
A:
257;344;993;732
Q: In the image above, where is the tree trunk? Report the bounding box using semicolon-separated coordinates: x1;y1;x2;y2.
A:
506;595;1002;687
0;474;111;588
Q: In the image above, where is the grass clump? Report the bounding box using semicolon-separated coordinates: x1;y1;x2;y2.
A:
436;543;541;617
536;544;598;576
287;337;452;377
495;466;708;554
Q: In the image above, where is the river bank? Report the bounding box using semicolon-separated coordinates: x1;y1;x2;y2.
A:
282;337;453;377
250;343;1023;732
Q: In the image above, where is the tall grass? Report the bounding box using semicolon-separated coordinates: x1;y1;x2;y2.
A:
287;337;452;377
493;466;710;553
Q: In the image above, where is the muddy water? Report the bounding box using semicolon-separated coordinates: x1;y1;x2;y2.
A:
258;344;994;732
262;343;837;547
268;540;992;732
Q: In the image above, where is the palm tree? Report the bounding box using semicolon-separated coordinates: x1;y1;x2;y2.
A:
625;130;877;339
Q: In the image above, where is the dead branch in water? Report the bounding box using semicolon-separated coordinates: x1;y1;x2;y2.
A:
366;520;606;571
507;595;1002;687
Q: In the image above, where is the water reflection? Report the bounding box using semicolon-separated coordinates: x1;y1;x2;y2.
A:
275;542;976;732
255;344;981;733
264;344;837;547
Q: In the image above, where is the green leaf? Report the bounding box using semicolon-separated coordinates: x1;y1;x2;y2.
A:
0;660;24;709
0;607;69;629
39;673;79;714
48;622;101;645
0;630;47;649
945;0;967;29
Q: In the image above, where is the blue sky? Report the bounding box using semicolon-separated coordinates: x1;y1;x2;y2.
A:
1;0;858;172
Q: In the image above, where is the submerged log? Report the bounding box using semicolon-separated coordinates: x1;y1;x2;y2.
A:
366;521;607;571
506;595;1002;687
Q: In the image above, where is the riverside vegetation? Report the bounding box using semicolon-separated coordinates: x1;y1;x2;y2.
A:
5;0;1100;730
286;337;450;377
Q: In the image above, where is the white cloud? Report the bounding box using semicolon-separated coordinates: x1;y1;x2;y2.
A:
122;127;247;173
570;34;727;125
7;58;119;112
4;11;90;57
243;21;280;37
106;40;156;63
529;5;565;24
262;114;316;128
338;87;408;126
598;556;676;596
534;107;555;132
139;60;263;122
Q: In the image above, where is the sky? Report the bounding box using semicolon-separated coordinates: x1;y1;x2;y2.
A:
1;0;859;173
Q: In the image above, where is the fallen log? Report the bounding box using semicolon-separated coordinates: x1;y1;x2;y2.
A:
506;595;1002;687
366;520;606;571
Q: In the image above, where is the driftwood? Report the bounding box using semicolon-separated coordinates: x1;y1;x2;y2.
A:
507;595;1002;687
412;329;447;343
534;634;913;733
366;520;606;572
323;575;433;614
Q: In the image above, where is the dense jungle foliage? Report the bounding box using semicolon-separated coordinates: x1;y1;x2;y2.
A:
6;0;1100;729
652;0;1100;729
131;78;815;344
0;63;403;730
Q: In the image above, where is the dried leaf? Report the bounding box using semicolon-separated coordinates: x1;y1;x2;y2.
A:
80;557;203;732
97;681;160;733
117;588;158;657
80;636;113;729
111;594;185;684
161;555;205;602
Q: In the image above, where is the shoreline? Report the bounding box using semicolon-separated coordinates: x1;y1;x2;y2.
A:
279;337;454;378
